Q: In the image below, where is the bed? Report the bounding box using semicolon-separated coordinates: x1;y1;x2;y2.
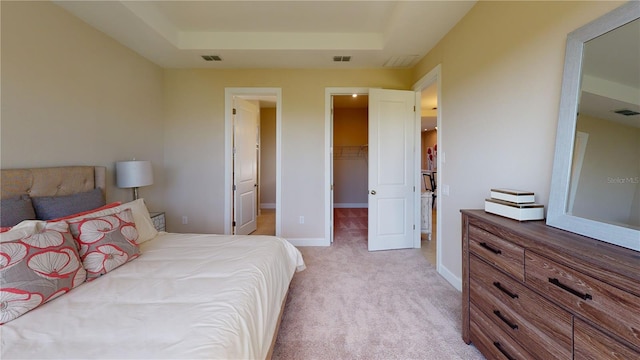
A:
0;166;305;359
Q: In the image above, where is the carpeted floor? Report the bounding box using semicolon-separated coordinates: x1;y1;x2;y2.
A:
272;209;483;359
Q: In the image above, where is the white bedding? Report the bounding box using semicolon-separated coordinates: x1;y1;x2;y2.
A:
0;233;305;359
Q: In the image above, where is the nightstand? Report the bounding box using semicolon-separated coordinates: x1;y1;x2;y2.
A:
149;212;166;232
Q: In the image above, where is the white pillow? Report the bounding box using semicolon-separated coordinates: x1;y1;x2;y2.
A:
0;220;44;242
63;199;158;244
117;199;158;243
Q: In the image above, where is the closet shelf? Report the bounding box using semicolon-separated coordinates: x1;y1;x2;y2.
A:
334;145;368;159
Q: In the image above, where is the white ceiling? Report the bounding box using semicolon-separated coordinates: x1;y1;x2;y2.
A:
53;0;476;69
48;1;638;129
53;0;465;132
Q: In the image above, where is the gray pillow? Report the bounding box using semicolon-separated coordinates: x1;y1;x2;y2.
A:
32;188;105;220
0;195;37;227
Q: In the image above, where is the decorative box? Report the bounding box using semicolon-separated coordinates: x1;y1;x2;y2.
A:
490;188;535;204
484;198;544;221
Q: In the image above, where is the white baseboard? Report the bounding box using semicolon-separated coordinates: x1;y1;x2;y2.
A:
260;203;276;209
438;263;462;292
285;237;329;247
333;203;368;208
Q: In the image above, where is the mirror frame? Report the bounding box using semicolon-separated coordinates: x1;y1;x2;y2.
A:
547;1;640;252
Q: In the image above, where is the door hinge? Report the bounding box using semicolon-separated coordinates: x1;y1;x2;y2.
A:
233;108;237;115
233;221;236;227
413;105;416;112
413;224;415;230
233;185;237;191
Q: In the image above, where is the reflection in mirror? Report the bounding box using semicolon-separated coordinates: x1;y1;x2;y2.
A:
547;2;640;251
567;18;640;229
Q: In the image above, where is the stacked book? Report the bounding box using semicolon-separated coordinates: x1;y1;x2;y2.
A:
485;189;544;221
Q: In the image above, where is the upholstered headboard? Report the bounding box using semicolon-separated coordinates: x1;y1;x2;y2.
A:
0;166;106;200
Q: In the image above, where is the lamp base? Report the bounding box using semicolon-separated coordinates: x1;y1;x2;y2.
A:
133;187;140;201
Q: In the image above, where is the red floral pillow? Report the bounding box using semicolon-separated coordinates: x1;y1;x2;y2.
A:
67;209;140;281
0;221;87;324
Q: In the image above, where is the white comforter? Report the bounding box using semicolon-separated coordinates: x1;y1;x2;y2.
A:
0;233;305;359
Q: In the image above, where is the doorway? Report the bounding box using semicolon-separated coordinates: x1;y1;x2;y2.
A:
224;88;282;236
325;87;418;250
332;94;369;244
413;65;442;270
254;103;278;235
419;83;438;266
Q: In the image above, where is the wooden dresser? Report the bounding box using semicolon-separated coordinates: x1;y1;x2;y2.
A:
461;210;640;359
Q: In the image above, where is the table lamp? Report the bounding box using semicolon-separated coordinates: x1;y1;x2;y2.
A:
116;160;153;200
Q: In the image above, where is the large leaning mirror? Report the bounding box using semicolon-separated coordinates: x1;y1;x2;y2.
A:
547;2;639;251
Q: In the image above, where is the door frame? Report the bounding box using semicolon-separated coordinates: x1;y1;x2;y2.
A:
412;65;443;270
324;87;420;248
225;88;282;235
324;87;369;245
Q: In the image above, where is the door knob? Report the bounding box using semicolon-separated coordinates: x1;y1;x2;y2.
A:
370;190;377;195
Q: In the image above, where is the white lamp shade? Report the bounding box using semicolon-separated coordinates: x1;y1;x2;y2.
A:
116;160;154;188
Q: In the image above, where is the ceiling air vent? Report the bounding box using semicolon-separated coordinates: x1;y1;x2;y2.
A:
384;55;419;68
333;56;351;62
614;109;640;116
202;55;222;61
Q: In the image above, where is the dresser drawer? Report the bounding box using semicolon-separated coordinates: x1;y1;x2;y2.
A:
469;224;525;281
574;318;640;359
470;303;534;360
525;251;640;349
470;255;572;359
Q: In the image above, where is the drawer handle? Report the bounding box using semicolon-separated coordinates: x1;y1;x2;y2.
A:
493;341;516;360
493;310;518;330
493;282;519;299
479;242;502;254
548;278;593;300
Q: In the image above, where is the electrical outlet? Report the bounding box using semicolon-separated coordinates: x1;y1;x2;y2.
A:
182;216;188;224
299;216;304;224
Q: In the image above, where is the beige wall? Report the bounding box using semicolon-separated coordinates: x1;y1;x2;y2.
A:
411;0;624;284
163;68;412;236
260;107;277;207
1;0;412;240
1;1;166;212
3;0;629;287
333;107;368;206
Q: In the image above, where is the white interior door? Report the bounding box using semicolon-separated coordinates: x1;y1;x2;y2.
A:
233;97;259;235
368;88;416;251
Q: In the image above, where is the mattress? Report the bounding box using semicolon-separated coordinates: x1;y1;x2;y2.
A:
0;233;305;359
